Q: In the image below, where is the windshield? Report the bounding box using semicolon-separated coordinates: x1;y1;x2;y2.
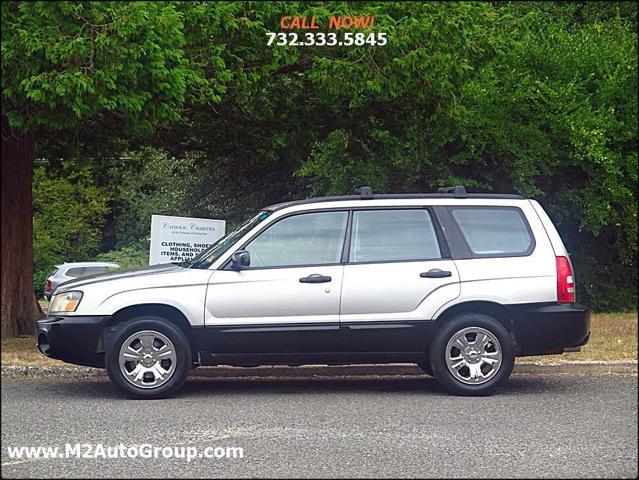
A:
185;211;271;269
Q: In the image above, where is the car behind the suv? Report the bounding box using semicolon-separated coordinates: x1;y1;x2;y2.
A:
43;262;120;300
37;187;590;398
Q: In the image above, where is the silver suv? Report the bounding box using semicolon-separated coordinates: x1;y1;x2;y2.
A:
37;187;590;398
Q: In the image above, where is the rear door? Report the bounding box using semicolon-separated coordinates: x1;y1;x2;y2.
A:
340;208;460;352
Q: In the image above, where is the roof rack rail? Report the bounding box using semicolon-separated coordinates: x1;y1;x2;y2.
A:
355;186;374;200
437;185;468;198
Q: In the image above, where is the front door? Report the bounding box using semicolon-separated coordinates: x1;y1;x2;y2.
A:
205;210;349;354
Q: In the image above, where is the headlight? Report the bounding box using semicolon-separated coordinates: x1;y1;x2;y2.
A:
49;291;83;314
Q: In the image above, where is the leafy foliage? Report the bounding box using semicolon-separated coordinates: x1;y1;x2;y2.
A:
95;239;149;269
1;1;192;134
32;162;109;294
106;149;202;247
448;3;638;310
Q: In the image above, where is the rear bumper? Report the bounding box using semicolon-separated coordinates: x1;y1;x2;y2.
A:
507;303;591;356
36;316;109;368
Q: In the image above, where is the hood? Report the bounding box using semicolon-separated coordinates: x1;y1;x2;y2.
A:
56;263;184;293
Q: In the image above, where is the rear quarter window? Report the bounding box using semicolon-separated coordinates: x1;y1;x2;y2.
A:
450;207;534;256
64;267;85;277
82;266;108;275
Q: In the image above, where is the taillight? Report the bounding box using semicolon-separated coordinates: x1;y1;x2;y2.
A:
46;280;52;293
556;256;575;303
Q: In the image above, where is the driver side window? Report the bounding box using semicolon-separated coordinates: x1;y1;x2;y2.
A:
245;211;348;268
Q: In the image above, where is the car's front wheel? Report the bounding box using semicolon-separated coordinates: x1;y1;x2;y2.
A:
105;317;191;399
429;313;514;396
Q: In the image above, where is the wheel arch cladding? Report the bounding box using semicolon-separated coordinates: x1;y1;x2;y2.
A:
103;304;196;359
433;301;518;351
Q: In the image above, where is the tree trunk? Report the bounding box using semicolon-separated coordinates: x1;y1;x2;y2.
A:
1;114;43;337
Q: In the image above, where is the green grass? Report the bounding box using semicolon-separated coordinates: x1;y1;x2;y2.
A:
1;312;636;367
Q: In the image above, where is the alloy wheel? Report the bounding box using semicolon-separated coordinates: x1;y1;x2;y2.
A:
444;327;503;385
118;330;177;389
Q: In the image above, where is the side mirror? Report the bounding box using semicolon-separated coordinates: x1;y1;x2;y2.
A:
230;250;250;270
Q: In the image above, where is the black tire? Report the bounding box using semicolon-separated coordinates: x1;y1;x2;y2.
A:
105;316;192;399
429;313;514;396
417;360;433;376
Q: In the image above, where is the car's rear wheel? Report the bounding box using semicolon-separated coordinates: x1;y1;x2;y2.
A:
429;313;514;396
105;317;191;399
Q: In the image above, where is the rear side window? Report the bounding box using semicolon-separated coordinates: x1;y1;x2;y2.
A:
82;266;108;275
65;267;85;278
450;207;533;256
349;209;442;263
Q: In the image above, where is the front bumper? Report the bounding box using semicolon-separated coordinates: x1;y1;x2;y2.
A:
508;303;591;356
37;316;110;368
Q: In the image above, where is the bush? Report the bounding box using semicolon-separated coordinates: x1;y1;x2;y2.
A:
95;239;150;269
33;162;109;296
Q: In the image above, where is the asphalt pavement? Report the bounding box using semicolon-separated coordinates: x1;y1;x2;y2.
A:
1;374;637;478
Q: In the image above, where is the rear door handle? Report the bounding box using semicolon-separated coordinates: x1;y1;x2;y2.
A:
299;274;332;283
420;269;452;278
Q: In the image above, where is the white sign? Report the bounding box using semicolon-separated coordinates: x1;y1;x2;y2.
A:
149;215;226;265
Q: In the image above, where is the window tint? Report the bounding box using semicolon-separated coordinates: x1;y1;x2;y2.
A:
349;210;442;263
83;266;108;275
187;211;271;269
64;266;111;278
451;207;532;255
246;211;348;268
65;267;85;278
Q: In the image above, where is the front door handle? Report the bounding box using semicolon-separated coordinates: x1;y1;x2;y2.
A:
420;269;452;278
299;274;332;283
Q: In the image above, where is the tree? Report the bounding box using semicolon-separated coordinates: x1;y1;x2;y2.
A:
1;115;41;335
1;2;197;335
